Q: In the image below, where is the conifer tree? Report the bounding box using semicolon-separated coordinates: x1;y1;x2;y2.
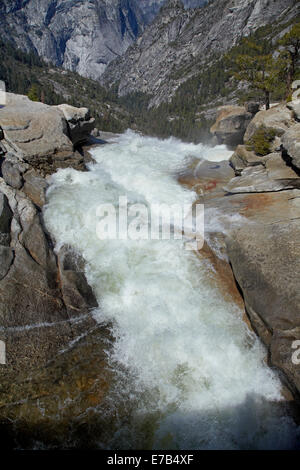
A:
278;23;300;98
27;84;39;102
232;39;277;110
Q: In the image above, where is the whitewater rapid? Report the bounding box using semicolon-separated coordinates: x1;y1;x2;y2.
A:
44;131;299;449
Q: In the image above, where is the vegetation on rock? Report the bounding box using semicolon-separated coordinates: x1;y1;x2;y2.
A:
246;125;277;156
27;84;40;102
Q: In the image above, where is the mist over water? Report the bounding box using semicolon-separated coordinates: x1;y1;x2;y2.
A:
44;131;299;449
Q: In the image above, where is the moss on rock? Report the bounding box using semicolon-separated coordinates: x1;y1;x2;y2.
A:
246;125;277;156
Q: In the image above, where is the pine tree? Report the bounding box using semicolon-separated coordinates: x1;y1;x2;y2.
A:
27;84;39;102
278;23;300;98
232;39;278;110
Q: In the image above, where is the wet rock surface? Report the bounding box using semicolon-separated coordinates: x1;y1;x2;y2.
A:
0;324;113;449
0;192;12;243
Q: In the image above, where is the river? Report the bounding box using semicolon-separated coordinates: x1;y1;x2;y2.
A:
43;130;299;449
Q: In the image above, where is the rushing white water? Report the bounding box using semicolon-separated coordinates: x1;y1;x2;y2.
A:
44;131;299;449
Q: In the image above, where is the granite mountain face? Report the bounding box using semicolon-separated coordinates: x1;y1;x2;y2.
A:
0;0;299;108
0;0;146;80
138;0;167;24
0;0;211;82
1;0;299;143
102;0;299;107
138;0;209;24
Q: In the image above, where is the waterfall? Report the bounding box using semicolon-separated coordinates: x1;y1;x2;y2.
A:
44;130;299;449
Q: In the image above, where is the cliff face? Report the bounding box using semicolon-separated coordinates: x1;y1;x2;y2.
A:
0;0;211;82
138;0;208;24
138;0;167;24
0;0;145;80
102;0;298;107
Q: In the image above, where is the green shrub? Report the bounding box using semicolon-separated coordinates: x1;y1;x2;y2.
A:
27;84;39;102
246;125;277;156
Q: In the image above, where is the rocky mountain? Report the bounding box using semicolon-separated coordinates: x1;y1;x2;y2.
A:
0;0;212;81
102;0;299;107
0;0;145;80
183;0;208;7
138;0;209;24
138;0;167;24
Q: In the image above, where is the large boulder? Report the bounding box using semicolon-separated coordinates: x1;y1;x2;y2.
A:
0;93;94;175
0;93;71;158
230;145;268;175
210;105;253;147
23;169;48;208
226;153;300;193
244;104;294;144
281;123;300;173
1;160;23;190
57;245;98;313
56;104;95;146
177;157;235;196
287;99;300;121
